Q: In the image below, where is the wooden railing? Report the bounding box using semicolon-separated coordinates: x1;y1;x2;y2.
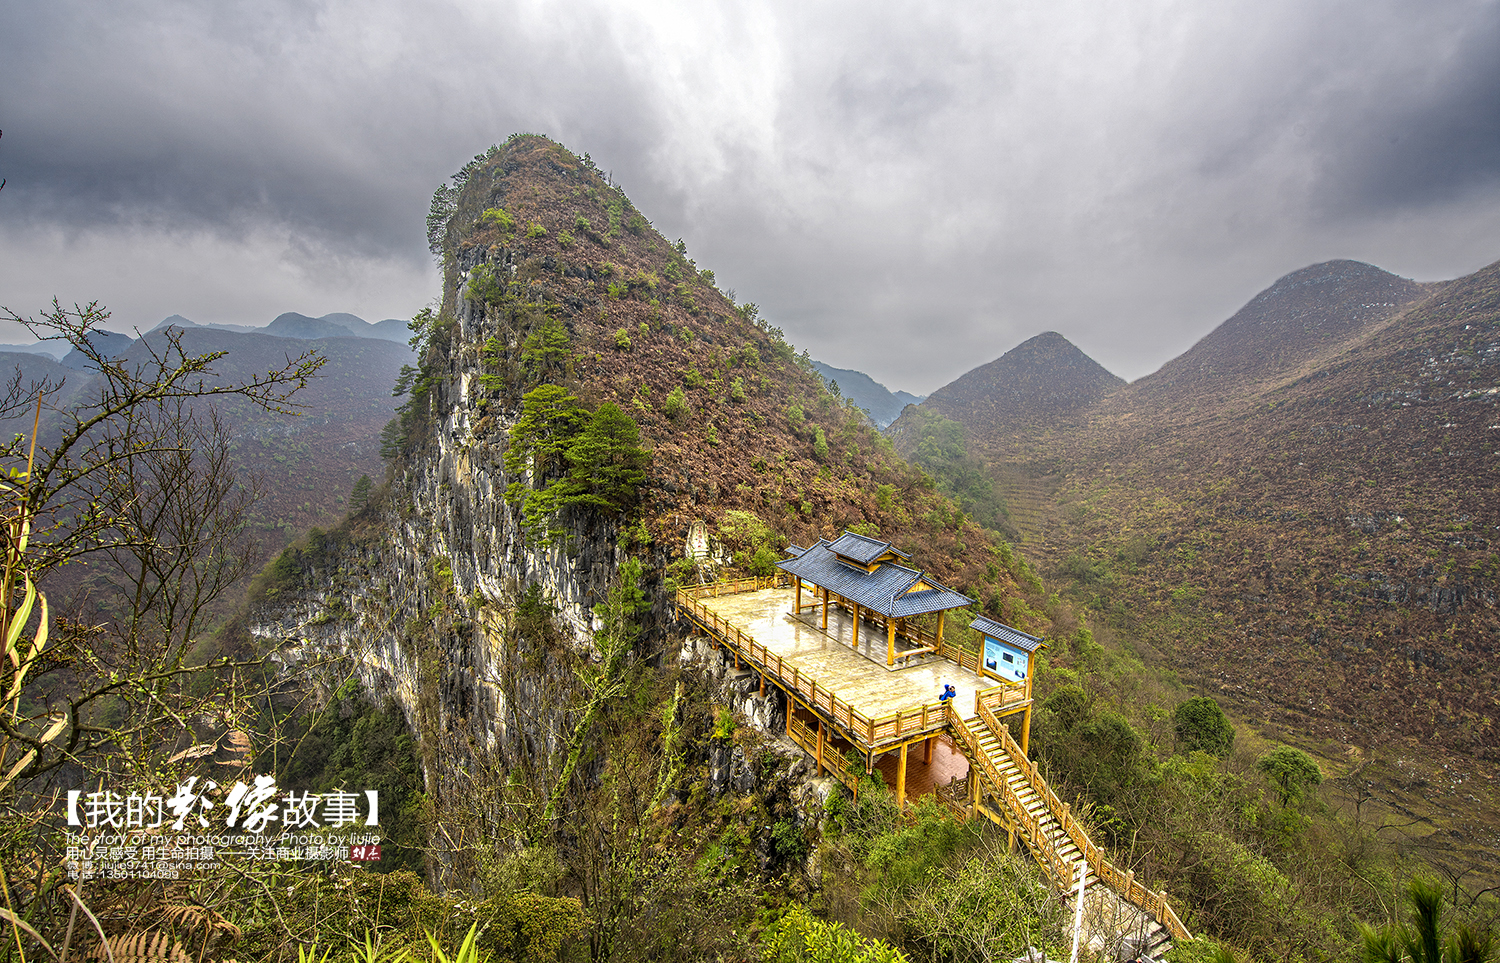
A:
946;704;1076;886
975;702;1190;943
787;715;858;793
676;585;950;751
976;682;1030;719
679;575;786;599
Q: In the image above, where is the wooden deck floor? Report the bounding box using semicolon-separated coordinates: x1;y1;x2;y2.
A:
699;587;988;722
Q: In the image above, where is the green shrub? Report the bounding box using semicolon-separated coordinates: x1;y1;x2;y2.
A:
614;328;632;350
761;904;907;963
1257;745;1322;806
663;385;687;420
719;510;785;576
574;214;590;232
730;377;747;403
526;220;547;238
557;230;575;248
465;263;505;305
1174;696;1235;757
684;367;705;388
813;427;829;461
481;207;514;232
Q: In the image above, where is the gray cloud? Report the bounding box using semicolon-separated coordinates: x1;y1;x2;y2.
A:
2;0;1497;392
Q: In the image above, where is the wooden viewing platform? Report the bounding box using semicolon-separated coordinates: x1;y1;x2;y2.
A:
676;579;1031;755
675;576;1191;953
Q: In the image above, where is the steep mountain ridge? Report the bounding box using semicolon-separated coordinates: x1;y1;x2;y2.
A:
250;135;1054;856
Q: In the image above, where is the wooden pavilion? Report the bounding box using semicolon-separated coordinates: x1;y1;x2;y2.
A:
776;531;975;667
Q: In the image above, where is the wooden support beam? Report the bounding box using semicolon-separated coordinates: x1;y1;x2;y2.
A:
759;672;765;697
816;720;825;777
821;587;829;630
923;735;934;765
852;603;860;650
886;619;897;667
896;743;908;808
794;578;801;615
936;609;945;648
1020;674;1033;754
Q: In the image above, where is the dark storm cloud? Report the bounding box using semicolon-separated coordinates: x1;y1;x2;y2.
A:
2;0;1498;390
1312;6;1500;215
0;0;663;255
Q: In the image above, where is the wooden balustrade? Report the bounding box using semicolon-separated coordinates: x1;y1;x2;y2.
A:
974;700;1190;943
946;705;1073;886
676;584;949;751
788;715;857;792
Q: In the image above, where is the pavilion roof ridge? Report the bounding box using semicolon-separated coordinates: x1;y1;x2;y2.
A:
776;534;973;619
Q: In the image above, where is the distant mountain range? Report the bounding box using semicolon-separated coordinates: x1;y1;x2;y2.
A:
0;311;411;362
809;360;924;427
1;316;416;576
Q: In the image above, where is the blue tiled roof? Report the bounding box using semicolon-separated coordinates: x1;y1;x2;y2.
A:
777;535;973;618
970;615;1046;653
825;531;909;566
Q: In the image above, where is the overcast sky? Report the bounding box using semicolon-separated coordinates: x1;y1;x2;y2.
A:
2;0;1497;393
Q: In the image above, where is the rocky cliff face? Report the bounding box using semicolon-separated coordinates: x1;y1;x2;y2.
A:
249;137;915;888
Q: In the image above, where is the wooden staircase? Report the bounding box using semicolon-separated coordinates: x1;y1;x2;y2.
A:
946;704;1185;961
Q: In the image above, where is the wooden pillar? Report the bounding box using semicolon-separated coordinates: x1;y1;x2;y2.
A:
967;764;979;819
851;603;860;650
795;578;801;615
936;609;945;648
821;587;829;630
1021;673;1034;755
886;618;897;667
816;720;825;777
896;743;908;808
923;735;934;765
759;672;765;697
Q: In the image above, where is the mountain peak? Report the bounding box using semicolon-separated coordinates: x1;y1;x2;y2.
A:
1129;259;1428;404
923;330;1123;422
887;330;1123;462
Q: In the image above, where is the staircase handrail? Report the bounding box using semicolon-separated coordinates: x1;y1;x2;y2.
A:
945;704;1074;887
975;701;1190;943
